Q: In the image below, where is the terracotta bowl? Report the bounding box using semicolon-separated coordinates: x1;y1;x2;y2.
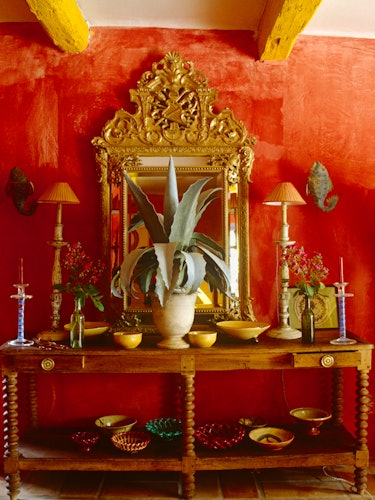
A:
188;331;217;348
249;427;295;451
290;407;332;436
95;415;137;436
216;321;270;341
113;331;142;349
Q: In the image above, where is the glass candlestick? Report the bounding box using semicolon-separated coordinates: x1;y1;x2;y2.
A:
9;283;34;346
330;281;356;345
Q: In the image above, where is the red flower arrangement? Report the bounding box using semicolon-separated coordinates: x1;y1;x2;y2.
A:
57;242;105;311
280;244;329;298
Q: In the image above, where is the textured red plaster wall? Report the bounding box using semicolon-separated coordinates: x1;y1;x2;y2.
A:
0;25;374;453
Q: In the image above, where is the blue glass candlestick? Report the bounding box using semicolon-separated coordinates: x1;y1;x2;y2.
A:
330;281;356;345
9;283;34;346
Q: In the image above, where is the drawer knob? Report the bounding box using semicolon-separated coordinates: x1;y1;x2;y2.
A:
41;358;55;371
320;354;335;368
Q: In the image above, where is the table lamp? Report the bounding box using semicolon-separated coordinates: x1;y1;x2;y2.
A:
263;182;306;339
38;182;80;339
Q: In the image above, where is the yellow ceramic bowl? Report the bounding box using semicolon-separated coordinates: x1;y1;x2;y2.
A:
64;321;110;338
216;321;270;340
290;407;332;436
113;331;142;349
95;414;137;435
188;331;217;348
249;427;294;451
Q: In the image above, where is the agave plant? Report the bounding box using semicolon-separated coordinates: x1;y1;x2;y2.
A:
113;156;231;308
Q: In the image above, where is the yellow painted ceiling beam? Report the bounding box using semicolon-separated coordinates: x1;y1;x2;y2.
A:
25;0;89;53
258;0;323;61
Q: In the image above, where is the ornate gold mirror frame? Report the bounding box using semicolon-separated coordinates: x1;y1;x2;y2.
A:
92;51;256;329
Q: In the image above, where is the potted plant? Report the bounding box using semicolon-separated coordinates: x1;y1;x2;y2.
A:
113;156;232;348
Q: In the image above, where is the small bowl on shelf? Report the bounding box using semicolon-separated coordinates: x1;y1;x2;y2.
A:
95;415;137;436
216;321;270;342
238;417;267;429
195;422;246;450
113;331;143;349
111;431;151;453
249;427;295;451
64;321;110;338
290;407;332;436
188;331;217;348
71;431;100;452
145;417;182;440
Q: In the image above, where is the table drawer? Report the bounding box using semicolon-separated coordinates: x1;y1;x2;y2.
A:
292;351;363;368
11;355;85;372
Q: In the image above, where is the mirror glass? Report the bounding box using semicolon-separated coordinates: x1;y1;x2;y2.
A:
92;51;256;329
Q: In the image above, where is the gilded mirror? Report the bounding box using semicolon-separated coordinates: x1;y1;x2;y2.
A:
92;51;256;329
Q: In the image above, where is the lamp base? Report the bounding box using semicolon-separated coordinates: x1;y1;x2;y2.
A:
36;329;68;342
267;324;301;340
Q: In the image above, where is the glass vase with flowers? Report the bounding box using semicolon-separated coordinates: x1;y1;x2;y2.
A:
280;244;329;344
57;242;105;348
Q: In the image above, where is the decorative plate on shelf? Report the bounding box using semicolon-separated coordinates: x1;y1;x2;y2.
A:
195;422;246;450
145;418;182;440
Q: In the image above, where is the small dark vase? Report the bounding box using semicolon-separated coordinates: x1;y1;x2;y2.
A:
70;297;85;349
301;295;315;344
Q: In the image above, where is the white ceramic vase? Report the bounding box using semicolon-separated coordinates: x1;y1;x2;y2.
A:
151;293;197;349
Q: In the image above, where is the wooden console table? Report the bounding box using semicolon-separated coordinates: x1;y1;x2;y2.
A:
1;330;373;499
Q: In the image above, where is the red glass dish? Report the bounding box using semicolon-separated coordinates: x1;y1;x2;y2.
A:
195;422;246;450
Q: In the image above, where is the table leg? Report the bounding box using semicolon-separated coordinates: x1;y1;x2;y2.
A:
354;368;372;495
181;356;195;499
331;368;344;425
3;371;20;500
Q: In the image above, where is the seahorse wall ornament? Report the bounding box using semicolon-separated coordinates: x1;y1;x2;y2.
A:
5;167;38;216
306;161;340;212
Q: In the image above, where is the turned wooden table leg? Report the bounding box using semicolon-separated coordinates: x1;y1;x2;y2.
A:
354;368;372;495
181;355;196;499
28;373;38;429
331;368;344;426
3;371;21;500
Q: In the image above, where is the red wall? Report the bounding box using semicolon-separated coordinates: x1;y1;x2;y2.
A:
0;25;374;453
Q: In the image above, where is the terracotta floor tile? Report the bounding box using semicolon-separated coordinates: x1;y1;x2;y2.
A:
1;465;375;500
194;471;221;500
99;471;180;499
220;470;260;499
20;471;67;499
59;471;104;499
257;467;326;482
262;479;351;499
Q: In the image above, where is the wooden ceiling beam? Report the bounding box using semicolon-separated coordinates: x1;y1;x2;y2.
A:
257;0;323;61
25;0;89;53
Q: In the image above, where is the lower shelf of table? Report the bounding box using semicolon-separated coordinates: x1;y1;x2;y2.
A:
6;425;360;474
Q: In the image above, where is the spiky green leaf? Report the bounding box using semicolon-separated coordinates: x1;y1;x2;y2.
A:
164;156;179;236
154;242;178;291
124;172;168;243
169;177;211;246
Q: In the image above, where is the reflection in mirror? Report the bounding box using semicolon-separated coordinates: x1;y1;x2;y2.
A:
92;51;256;330
112;156;227;313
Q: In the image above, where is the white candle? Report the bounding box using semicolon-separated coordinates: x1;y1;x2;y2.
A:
339;256;344;283
19;258;24;284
